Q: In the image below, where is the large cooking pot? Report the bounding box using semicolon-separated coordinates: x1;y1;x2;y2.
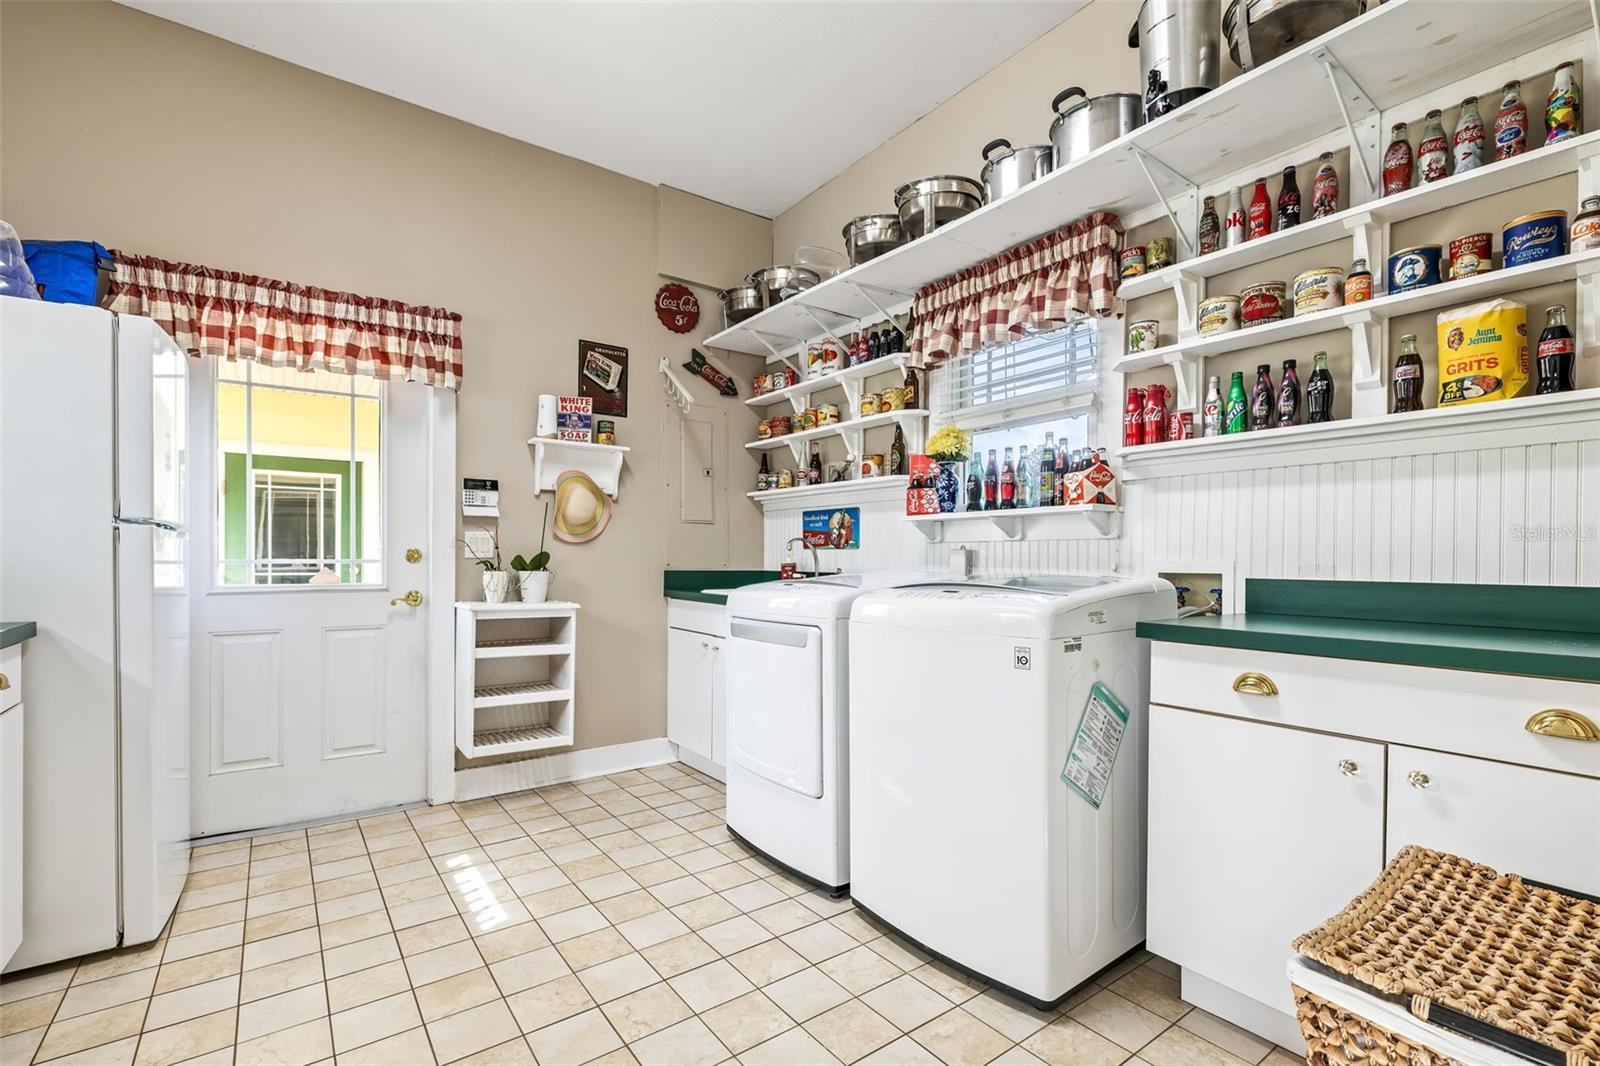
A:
1048;88;1143;168
1129;0;1221;121
894;176;984;238
979;139;1053;202
842;214;907;267
745;265;819;309
1224;0;1365;71
718;283;763;324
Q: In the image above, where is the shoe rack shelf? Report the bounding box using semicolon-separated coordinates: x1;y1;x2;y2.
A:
455;601;579;758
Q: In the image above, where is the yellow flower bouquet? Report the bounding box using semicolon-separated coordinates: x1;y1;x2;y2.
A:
925;425;971;463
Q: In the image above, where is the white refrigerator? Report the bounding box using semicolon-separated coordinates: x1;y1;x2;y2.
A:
0;297;191;971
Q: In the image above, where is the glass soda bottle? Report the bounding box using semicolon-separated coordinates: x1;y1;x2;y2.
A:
1547;62;1581;145
1017;445;1034;508
1276;358;1302;427
1039;432;1056;507
1054;447;1068;506
1536;304;1576;394
1247;178;1272;240
1381;123;1412;196
1198;196;1221;255
999;447;1016;509
1224;371;1248;434
983;449;999;510
1393;334;1425;413
1453;97;1485;173
1276;166;1300;230
1249;364;1275;431
1224;187;1245;248
1311;152;1339;219
965;463;982;512
1494;80;1528;160
1307;352;1335;424
1417;109;1449;184
1202;375;1222;436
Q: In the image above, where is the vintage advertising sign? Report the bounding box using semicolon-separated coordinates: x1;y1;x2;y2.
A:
577;340;629;417
655;283;700;334
556;395;593;442
801;506;860;550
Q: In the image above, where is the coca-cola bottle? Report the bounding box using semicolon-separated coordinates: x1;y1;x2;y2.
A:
1453;97;1486;174
1054;446;1067;506
1198;196;1221;255
1547;62;1581;145
1276;359;1302;427
999;447;1016;509
1249;364;1274;431
1277;166;1300;230
1224;186;1245;248
1039;432;1056;506
1247;178;1272;240
965;464;982;512
1381;123;1413;196
1536;304;1575;394
1417;109;1449;184
1307;352;1335;424
1224;371;1248;434
1202;375;1222;437
1393;334;1424;413
1311;152;1339;219
983;449;999;510
1494;80;1528;160
1143;385;1168;445
1124;387;1145;448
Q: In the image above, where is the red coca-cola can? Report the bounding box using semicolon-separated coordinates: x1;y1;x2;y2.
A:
1124;387;1145;448
1142;384;1168;445
1167;411;1194;440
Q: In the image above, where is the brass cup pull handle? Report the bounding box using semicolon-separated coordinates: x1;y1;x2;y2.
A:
1525;708;1599;742
1232;671;1278;696
0;673;9;691
390;590;423;608
1407;770;1431;789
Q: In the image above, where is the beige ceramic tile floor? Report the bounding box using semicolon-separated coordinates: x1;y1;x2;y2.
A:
0;764;1305;1065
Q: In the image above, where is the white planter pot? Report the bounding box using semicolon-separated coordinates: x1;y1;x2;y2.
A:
518;570;551;603
482;570;511;604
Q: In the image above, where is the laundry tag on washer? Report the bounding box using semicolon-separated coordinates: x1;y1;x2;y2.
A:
1061;681;1128;809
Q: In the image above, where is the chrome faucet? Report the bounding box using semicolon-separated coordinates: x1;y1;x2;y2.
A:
784;536;820;578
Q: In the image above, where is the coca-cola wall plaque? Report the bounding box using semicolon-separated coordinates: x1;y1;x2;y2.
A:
655;282;700;334
577;340;629;418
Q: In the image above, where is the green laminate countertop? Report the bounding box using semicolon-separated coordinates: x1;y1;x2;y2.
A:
0;622;37;650
663;570;785;606
1137;580;1600;683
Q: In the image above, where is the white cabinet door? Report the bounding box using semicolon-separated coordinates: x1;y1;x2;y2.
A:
1387;746;1600;896
667;627;714;760
1148;704;1386;1018
1;703;23;968
710;636;727;767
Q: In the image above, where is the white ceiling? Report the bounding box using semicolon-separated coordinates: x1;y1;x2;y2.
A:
118;0;1084;218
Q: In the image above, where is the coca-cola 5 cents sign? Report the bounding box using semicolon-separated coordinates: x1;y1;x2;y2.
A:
655;283;699;334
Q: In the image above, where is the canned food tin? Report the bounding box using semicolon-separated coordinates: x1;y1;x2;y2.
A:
1146;237;1176;271
820;340;844;373
1119;245;1146;278
777;468;794;489
1447;233;1493;279
1344;270;1373;304
817;403;840;425
860;392;880;416
1573;197;1600;252
860;454;885;478
1387;245;1443;293
1127;319;1160;352
795;409;815;431
595;419;616;445
806;344;825;376
1197;295;1240;336
881;386;906;412
1503;211;1568;268
756;419;773;440
768;415;791;437
1291;267;1344;315
1240;281;1287;328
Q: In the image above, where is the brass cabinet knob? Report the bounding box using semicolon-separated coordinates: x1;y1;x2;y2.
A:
1407;770;1431;789
390;590;423;608
1337;759;1359;777
1524;708;1599;742
0;673;9;691
1232;671;1278;696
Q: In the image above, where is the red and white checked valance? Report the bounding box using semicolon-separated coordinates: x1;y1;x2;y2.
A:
908;211;1123;369
108;253;463;390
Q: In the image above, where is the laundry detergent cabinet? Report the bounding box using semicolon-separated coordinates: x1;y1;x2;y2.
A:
1139;580;1600;1051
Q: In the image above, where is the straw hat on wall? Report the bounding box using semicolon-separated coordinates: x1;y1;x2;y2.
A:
552;470;612;543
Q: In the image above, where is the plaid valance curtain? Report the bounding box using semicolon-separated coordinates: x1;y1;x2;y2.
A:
908;211;1123;369
108;253;464;390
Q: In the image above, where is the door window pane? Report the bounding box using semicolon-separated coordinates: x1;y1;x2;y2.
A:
215;362;382;587
153;350;187;589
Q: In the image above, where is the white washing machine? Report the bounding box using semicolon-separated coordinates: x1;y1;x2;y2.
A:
848;575;1175;1008
725;572;929;894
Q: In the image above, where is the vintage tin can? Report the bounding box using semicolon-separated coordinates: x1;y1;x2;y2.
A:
595;420;616;445
806;344;825;376
1119;245;1147;278
859;392;880;416
883;386;907;411
1146;237;1176;271
1291;267;1344;315
1141;384;1168;445
1387;245;1443;293
768;415;791;437
1167;411;1194;440
1197;295;1240;336
1447;233;1493;279
776;468;794;489
1127;319;1160;352
796;409;815;431
817;403;840;425
1572;196;1600;251
756;418;773;439
860;454;884;478
1240;281;1287;328
1503;210;1568;267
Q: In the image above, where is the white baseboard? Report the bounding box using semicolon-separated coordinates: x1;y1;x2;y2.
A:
674;745;726;783
452;737;678;802
1180;969;1306;1054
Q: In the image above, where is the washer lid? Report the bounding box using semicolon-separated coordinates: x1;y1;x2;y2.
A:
727;570;939;620
850;576;1174;636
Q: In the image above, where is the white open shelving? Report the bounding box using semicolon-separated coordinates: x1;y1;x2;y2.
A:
528;438;629;499
906;503;1121;542
455;601;578;758
747;409;927;455
747;355;909;408
747;474;909;506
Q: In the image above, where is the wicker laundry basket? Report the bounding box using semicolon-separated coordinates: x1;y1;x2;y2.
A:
1289;846;1600;1066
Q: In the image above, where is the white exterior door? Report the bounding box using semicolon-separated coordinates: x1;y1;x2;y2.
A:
189;360;431;835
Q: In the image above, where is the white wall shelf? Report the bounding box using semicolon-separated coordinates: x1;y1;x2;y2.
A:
747;356;909;409
906;504;1121;542
1118;389;1600;482
455;602;578;758
527;438;629;499
701;0;1589;361
747;409;928;469
747;474;909;507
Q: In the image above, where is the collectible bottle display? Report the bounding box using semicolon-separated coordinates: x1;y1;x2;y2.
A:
1307;352;1335;424
984;449;999;510
1393;333;1425;413
1276;358;1302;427
1453;97;1485;173
1202;375;1222;437
1225;371;1248;434
1224;186;1246;247
1016;445;1034;508
1039;432;1056;505
999;447;1016;509
1247;178;1273;240
1198;196;1221;255
1249;363;1275;431
1536;304;1576;394
1547;62;1581;144
1382;123;1413;195
1417;109;1449;183
1311;152;1339;219
1276;166;1300;230
1494;80;1528;160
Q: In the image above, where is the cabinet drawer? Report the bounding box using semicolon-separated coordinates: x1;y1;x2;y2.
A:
0;646;18;714
1151;643;1600;779
667;601;728;639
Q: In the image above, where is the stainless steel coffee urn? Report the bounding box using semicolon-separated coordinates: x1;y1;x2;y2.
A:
1129;0;1221;121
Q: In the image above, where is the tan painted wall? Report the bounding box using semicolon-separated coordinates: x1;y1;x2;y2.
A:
0;0;769;753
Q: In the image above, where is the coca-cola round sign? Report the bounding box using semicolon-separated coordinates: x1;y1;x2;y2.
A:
655;283;700;334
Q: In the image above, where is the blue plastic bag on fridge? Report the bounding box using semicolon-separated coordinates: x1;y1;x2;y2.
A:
22;240;111;305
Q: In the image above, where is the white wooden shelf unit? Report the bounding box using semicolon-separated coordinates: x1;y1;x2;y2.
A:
748;409;929;467
455;601;578;758
747;474;909;506
906;503;1121;542
527;438;629;499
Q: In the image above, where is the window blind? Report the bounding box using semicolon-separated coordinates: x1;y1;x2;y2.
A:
934;320;1099;425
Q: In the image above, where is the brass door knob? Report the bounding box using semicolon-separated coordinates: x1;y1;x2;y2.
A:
1524;708;1599;742
1232;671;1278;696
390;590;423;608
405;547;423;564
1337;759;1359;777
1407;771;1431;789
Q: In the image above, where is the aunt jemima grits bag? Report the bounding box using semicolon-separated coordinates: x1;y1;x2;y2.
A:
1436;298;1528;406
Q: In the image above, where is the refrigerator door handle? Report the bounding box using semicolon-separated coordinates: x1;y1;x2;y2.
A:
114;516;186;535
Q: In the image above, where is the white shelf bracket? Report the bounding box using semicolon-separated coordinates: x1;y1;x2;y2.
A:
751;330;803;376
1171;270;1204;336
844;280;910;328
1129;145;1199;258
1347;310;1388;421
1161;350;1201;413
798;306;855;363
785;438;808;467
913;521;944;544
839;425;864;464
1344;211;1385;286
1315;49;1380;198
988;516;1024;541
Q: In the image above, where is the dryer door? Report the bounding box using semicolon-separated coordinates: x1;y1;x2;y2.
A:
727;618;824;798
